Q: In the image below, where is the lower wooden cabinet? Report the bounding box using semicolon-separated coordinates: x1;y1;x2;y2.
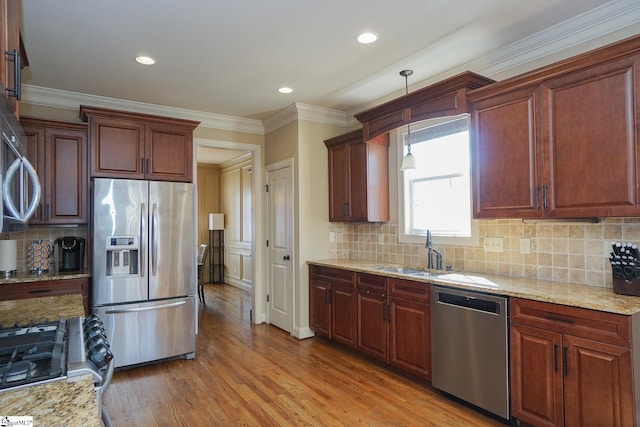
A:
310;267;432;381
309;265;356;348
0;278;90;316
510;298;634;426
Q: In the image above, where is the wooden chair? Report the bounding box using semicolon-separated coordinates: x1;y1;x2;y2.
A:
197;244;209;304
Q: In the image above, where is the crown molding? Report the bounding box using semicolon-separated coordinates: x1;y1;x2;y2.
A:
347;0;640;118
21;85;265;135
262;102;355;134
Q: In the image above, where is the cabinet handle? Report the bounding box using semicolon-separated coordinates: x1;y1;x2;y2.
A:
46;203;50;220
386;303;391;323
146;158;149;174
141;157;144;173
28;289;53;294
535;186;540;210
543;314;575;324
553;344;559;372
343;202;349;217
562;346;568;376
543;185;548;211
4;49;21;100
325;289;331;304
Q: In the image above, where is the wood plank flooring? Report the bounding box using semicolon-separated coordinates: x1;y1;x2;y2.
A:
103;284;505;426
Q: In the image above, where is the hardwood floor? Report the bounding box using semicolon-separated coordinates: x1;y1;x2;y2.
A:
103;284;505;426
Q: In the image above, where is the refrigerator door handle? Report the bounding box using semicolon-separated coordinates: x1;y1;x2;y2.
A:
140;203;146;278
104;300;187;314
152;202;158;276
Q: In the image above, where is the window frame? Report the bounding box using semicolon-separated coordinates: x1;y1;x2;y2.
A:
396;114;479;247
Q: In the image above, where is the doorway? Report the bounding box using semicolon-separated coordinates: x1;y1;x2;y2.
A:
194;138;265;324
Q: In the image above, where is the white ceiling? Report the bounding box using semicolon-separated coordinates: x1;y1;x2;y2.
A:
19;0;640;126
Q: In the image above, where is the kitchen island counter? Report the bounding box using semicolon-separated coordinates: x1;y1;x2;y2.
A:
308;259;640;315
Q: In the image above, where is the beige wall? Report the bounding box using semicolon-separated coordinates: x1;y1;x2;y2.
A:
196;163;221;282
265;118;353;337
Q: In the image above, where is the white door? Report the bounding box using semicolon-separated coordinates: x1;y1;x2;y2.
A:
267;161;294;333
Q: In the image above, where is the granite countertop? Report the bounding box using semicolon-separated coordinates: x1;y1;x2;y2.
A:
0;374;100;427
308;259;640;315
0;271;91;285
0;294;85;325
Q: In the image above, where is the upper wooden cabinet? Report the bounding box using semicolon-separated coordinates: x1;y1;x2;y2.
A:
324;129;389;222
355;71;494;141
0;0;23;115
79;106;200;183
470;35;640;219
21;117;88;224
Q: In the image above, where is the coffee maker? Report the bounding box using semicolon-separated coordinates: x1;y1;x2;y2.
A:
55;237;85;272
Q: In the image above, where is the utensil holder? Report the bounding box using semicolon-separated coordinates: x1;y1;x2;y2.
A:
612;275;640;296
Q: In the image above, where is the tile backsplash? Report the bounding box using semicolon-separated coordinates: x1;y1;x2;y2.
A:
328;218;640;288
1;226;87;272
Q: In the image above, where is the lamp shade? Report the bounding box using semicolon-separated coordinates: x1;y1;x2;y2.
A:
208;213;225;230
400;152;416;170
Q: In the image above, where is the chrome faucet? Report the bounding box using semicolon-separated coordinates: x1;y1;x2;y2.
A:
426;230;434;269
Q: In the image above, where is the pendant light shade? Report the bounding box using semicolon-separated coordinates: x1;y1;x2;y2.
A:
400;69;416;170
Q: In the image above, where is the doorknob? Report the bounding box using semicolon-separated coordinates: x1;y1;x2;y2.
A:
283;255;290;261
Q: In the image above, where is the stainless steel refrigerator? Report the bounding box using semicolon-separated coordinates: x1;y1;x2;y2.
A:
92;178;196;368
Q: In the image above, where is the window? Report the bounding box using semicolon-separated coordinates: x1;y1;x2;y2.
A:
398;114;476;244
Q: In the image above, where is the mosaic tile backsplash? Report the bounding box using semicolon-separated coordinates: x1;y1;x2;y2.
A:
328;218;640;288
1;226;87;273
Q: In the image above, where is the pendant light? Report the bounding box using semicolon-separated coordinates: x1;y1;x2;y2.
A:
399;69;416;170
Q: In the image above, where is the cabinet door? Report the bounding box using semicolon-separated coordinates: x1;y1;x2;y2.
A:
90;117;145;179
331;283;357;348
145;123;193;182
543;55;640;217
511;323;563;427
46;128;88;223
22;124;46;224
309;276;331;339
471;86;543;218
563;335;633;427
2;0;20;113
357;290;388;362
388;297;430;380
327;143;350;221
348;141;368;221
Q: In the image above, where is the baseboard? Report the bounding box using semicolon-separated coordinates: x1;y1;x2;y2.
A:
294;326;315;340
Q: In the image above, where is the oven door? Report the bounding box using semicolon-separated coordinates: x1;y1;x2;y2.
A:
1;118;40;233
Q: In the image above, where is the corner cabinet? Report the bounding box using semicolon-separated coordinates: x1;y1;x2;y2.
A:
21;117;88;224
324;130;389;222
510;298;635;426
470;36;640;219
79;106;200;183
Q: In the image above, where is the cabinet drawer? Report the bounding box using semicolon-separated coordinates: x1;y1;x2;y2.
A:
356;273;388;294
388;278;430;304
511;298;631;347
309;266;354;287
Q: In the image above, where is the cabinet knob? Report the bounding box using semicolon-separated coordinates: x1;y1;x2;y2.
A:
283;255;290;261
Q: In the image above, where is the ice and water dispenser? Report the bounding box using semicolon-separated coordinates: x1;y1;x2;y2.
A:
106;236;139;276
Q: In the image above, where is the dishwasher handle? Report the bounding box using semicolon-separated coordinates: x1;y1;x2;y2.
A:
436;291;504;315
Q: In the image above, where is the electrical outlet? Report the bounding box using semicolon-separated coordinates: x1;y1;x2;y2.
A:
520;237;531;254
484;237;504;253
329;231;336;243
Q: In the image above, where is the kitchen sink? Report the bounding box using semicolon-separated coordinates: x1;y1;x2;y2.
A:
372;266;442;277
373;266;424;275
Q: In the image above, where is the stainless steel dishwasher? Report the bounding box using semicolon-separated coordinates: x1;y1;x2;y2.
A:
431;285;510;421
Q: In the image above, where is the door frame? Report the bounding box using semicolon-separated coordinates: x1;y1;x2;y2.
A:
265;158;295;333
194;137;266;324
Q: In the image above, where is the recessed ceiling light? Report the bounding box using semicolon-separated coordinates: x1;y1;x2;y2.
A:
357;32;378;44
278;87;293;94
135;56;156;65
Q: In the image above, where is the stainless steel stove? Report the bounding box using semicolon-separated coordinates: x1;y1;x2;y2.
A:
0;315;114;424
